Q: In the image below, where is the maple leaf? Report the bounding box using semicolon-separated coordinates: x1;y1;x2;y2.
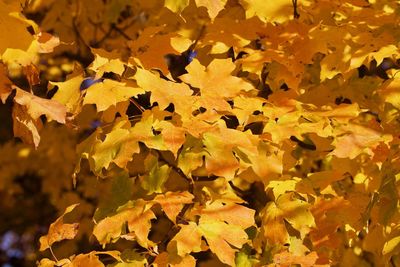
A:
185;199;255;265
203;17;263;54
153;120;186;157
198;219;248;266
7;0;400;266
12;103;42;148
378;77;400;109
134;67;192;110
191;200;255;229
260;193;315;245
83;79;144;112
14;88;66;124
154;191;194;223
167;222;202;256
91;120;140;174
180;58;253;98
177;135;206;176
164;0;190;13
0;63;12;103
296;170;345;191
39;203;79;251
202;121;257;179
93;199;156;248
271;251;320;267
267;179;298;198
309;196;367;249
49;74;84;113
0;1;35;56
69;253;105;266
94;172;133;221
37;32;60;53
195;0;227;20
113;249;147;266
142;157;171;194
12;88;66;147
239;0;300;23
154;252;197;267
129;26;182;74
330;123;391;159
90;48;126;77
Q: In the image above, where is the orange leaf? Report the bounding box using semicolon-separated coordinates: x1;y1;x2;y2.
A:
192;200;255;229
272;251;320;267
154;191;194;223
39;204;79;251
168;222;202;256
12;103;42;148
0;63;12;103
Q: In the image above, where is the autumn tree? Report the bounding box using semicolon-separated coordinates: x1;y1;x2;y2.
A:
1;0;400;266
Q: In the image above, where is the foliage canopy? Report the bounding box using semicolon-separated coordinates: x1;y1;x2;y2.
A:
1;0;400;266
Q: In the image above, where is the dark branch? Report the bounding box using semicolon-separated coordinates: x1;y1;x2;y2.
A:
292;0;300;19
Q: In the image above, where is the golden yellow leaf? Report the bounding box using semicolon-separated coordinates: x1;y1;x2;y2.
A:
164;0;190;13
198;219;248;266
83;79;144;112
39;203;79;251
0;1;34;56
93;200;155;248
50;75;84;113
181;58;253;98
239;0;295;23
195;0;227;20
135;67;192;110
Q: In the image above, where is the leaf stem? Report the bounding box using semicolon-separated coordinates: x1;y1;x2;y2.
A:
49;245;59;262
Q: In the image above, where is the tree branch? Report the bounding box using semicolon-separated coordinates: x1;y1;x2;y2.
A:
292;0;300;19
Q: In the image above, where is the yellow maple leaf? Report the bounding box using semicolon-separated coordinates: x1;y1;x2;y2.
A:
135;67;192;110
260;193;315;245
164;0;190;13
195;0;227;20
12;88;66;148
239;0;297;23
198;219;248;266
39;204;79;251
50;75;84;113
83;79;144;112
0;1;35;56
93;200;156;248
181;58;253;98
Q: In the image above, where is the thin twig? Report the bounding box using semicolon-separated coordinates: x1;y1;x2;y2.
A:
292;0;300;19
111;24;132;40
130;98;144;112
146;150;194;265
